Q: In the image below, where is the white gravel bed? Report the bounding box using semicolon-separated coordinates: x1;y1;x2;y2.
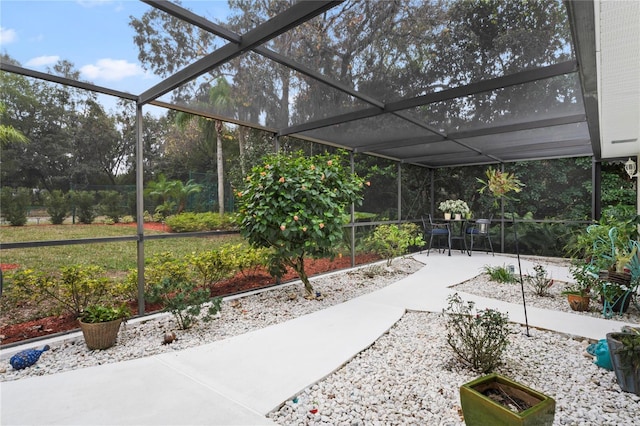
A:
270;312;640;425
3;256;640;426
452;272;640;324
0;258;422;381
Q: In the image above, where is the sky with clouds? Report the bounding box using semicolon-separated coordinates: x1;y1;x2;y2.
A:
0;0;231;97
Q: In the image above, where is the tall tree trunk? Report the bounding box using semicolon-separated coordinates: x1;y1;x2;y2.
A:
292;255;314;298
216;121;224;215
238;127;247;177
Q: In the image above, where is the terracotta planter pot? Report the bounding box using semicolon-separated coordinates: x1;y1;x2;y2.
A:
566;294;590;311
79;318;123;350
460;373;555;426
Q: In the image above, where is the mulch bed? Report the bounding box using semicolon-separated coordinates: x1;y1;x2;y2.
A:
0;253;380;346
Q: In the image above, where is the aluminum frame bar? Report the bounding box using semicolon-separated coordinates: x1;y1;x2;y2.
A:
139;1;342;104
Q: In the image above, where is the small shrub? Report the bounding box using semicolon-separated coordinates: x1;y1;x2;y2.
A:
71;190;97;224
10;265;117;318
443;293;510;373
154;201;176;218
483;264;517;283
234;245;270;277
525;264;553;296
45;189;69;225
189;246;238;286
165;212;237;232
143;210;154;223
0;187;30;226
147;275;222;330
364;223;425;266
566;262;598;296
123;252;191;300
121;215;135;224
98;190;123;223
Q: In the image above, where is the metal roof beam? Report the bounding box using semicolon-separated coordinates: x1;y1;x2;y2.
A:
282;107;382;136
142;0;241;43
279;61;578;136
451;114;587;139
352;114;587;153
144;0;384;109
387;60;578;111
353;135;444;152
565;0;601;159
139;1;342;104
0;62;138;101
403;151;486;164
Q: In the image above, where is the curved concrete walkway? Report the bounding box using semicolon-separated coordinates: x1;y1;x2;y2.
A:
1;253;637;425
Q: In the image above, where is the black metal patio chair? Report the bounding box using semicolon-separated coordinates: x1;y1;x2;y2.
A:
422;214;450;256
465;216;494;256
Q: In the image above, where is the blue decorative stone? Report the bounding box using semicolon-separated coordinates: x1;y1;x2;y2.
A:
9;345;50;370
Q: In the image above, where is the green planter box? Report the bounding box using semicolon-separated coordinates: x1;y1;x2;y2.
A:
460;373;555;426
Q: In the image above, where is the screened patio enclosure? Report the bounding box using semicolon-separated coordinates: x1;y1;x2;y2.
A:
4;0;625;166
2;1;639;314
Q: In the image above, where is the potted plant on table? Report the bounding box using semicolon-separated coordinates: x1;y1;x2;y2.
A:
438;199;470;221
606;327;640;395
79;304;129;350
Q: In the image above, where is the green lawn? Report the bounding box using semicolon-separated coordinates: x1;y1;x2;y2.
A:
0;224;244;274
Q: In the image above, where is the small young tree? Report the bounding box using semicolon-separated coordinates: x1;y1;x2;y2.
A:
0;187;30;226
45;189;70;225
236;151;366;298
71;190;97;224
98;190;123;223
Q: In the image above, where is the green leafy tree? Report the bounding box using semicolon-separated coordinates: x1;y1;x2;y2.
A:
72;99;123;186
147;174;177;217
172;179;203;214
175;79;232;215
0;102;28;147
147;174;203;216
237;151;365;298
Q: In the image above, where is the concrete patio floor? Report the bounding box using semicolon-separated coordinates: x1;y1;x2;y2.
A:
1;252;637;425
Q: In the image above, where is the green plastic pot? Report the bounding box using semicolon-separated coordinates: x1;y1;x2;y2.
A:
460;373;555;426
